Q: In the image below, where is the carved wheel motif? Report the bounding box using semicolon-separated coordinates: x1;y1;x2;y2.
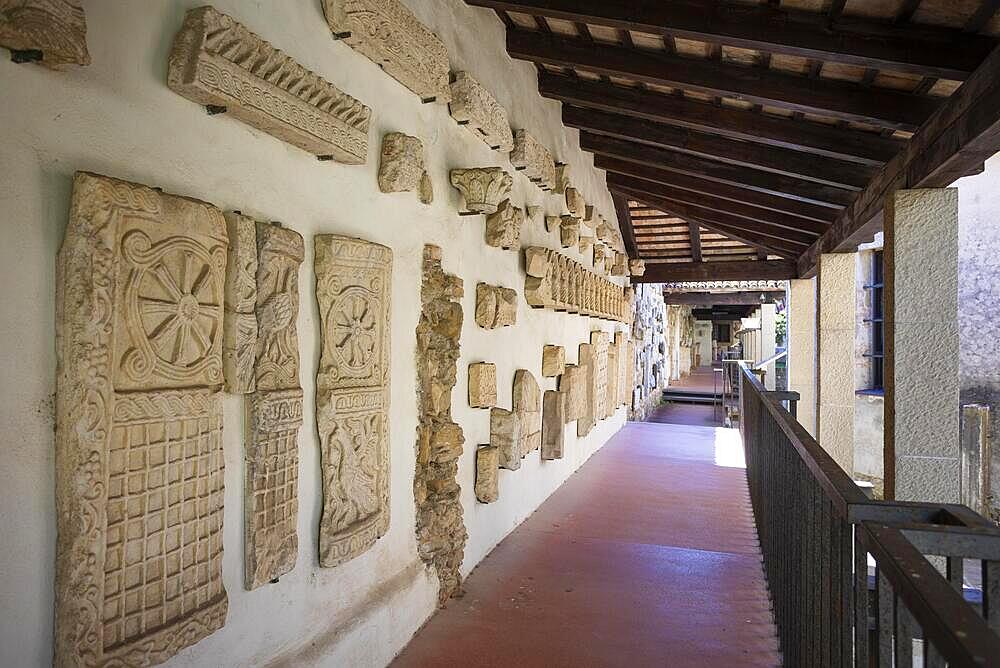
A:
326;286;380;379
121;230;224;384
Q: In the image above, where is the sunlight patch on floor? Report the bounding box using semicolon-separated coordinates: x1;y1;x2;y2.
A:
714;428;746;469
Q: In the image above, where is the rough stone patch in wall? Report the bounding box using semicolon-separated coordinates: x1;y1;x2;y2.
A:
55;172;228;666
414;245;466;605
167;6;371;164
510;129;556;191
484;199;523;249
448;71;514;152
475;446;500;503
244;221;304;589
468;362;497;408
0;0;89;67
491;407;522;471
223;212;259;394
523;246;630;323
314;235;392;568
513;370;541;456
542;345;565;377
450;167;512;215
631;286;669;419
322;0;451;104
378;132;433;204
541;390;565;460
577;342;596;437
475;282;517;329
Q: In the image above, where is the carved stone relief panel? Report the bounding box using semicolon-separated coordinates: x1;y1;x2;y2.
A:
541;345;565;377
559;363;585;425
475;446;499;503
553;163;569;194
565;187;585;218
606;336;619;418
541;390;565;460
590;331;609;422
513;370;541;457
414;245;466;604
322;0;451;104
484;199;523;250
615;331;629;407
475;282;517;329
0;0;89;67
168;6;371;164
448;71;513;151
468;362;496;408
490;407;521;470
223;212;258;394
559;216;580;249
55;172;228;666
577;342;595;437
378;132;432;204
315;235;391;568
244;222;304;589
450;167;512;215
510;129;556;191
629;258;646;277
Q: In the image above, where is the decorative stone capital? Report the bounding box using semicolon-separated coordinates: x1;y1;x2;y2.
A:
450;167;512;214
629;258;646;277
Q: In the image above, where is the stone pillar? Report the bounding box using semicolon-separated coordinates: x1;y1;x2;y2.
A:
817;253;857;473
885;188;960;502
789;278;817;436
760;303;777;389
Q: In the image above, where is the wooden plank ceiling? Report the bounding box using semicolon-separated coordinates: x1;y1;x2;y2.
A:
466;0;1000;281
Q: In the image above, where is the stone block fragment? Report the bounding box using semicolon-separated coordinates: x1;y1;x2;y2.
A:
475;446;500;503
475;282;517;329
223;212;258;393
577;342;596;437
0;0;89;67
611;252;628;277
449;70;513;151
629;258;646;277
542;345;566;377
513;370;541;456
554;163;569;194
450;167;512;214
542;390;565;460
510;129;556;190
378;132;432;204
485;199;523;249
168;6;371;164
468;362;497;408
490;407;522;470
560;216;580;248
565;187;585;217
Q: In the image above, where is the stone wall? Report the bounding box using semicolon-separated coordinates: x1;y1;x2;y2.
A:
628;285;670;420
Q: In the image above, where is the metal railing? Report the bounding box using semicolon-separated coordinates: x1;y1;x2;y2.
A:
738;362;1000;666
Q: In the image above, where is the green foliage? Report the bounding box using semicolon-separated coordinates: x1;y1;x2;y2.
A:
775;312;787;346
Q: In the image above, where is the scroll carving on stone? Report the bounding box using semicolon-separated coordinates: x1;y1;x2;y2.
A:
315;235;391;568
223;212;258;394
577;342;596;437
244;222;304;589
449;71;513;151
415;245;466;604
475;446;500;503
468;362;496;408
484;199;523;250
513;370;541;457
523;246;629;322
629;258;646;277
541;345;565;377
565;187;585;218
378;132;432;204
322;0;450;104
449;167;512;215
55;172;228;666
541;390;565;460
590;331;609;423
490;407;521;471
168;6;371;164
0;0;89;67
510;129;556;191
475;282;517;329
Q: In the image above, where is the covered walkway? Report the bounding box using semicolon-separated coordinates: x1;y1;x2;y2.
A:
393;422;779;667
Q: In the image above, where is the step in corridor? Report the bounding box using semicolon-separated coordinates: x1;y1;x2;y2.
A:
393;421;780;667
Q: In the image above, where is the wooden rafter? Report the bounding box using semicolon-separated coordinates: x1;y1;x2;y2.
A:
664;291;787;306
470;0;994;79
636;260;798;283
689;222;702;263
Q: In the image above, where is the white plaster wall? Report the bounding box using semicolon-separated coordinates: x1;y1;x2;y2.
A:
694;321;712;366
0;2;627;666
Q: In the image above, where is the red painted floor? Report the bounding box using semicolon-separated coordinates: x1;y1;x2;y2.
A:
669;366;722;394
647;401;723;427
392;422;780;668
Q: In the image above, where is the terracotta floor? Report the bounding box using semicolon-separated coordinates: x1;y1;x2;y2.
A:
392;422;780;668
647;401;723;428
668;366;723;394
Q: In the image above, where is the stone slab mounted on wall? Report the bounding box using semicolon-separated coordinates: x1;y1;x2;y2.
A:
168;6;371;164
484;199;523;250
490;407;522;471
475;445;500;503
0;0;90;66
591;331;609;421
475;282;517;329
541;344;565;377
241;220;305;590
541;390;565;460
523;246;630;322
315;235;392;568
560;363;585;425
468;362;497;408
322;0;450;104
378;132;433;204
510;129;556;191
449;70;513;152
450;167;512;215
55;172;228;665
513;370;541;457
414;245;466;605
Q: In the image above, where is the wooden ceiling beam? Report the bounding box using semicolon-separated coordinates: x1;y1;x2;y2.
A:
798;43;1000;276
584;133;855;207
688;222;703;263
508;30;939;131
611;192;638;258
565;105;873;189
470;0;993;80
635;260;798;283
664;291;787;306
606;173;831;235
597;156;839;224
541;73;903;165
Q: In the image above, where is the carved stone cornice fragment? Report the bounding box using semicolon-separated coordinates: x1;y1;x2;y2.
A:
510;129;556;190
449;71;513;151
0;0;89;67
378;132;432;204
